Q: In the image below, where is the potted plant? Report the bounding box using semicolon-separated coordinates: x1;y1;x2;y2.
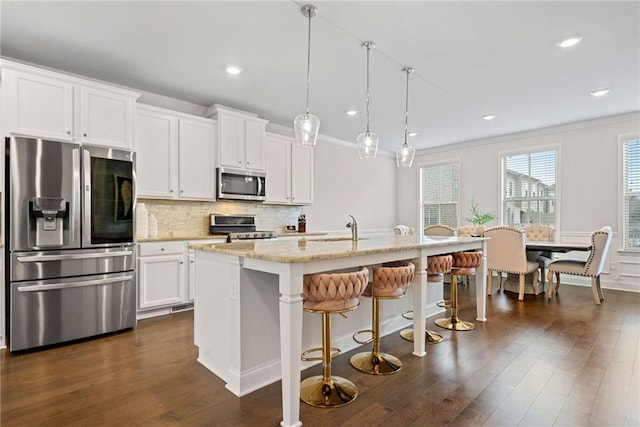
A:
466;200;495;236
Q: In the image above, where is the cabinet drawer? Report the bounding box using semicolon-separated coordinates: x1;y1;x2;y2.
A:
139;241;185;256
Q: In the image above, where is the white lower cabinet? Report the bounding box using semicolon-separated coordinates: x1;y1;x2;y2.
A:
137;242;187;316
137;239;223;319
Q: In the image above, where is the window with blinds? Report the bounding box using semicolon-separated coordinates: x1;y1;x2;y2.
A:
622;134;640;249
420;161;459;228
501;149;557;227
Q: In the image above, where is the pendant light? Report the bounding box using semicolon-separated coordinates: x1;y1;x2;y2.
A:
396;67;416;168
294;5;320;146
357;41;379;160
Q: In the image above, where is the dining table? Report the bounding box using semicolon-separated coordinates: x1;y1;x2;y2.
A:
525;241;591;253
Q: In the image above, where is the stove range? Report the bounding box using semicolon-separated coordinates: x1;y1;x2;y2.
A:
209;214;276;243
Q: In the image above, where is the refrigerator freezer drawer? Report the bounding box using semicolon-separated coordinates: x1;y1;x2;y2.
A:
11;246;136;282
9;271;137;351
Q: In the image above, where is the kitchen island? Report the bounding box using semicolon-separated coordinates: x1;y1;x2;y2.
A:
191;234;488;427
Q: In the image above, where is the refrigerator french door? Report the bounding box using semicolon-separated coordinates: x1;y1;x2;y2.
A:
5;136;137;351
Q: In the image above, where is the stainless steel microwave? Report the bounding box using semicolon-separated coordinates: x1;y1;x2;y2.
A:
217;167;266;201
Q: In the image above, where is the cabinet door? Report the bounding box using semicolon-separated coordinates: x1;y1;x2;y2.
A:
178;118;215;200
291;144;313;205
244;119;266;171
265;136;291;204
218;113;245;168
2;69;74;140
138;254;185;310
79;86;134;149
136;109;176;198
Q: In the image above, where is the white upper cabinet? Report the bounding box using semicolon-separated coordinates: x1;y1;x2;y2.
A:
178;118;216;199
79;86;134;148
136;104;215;201
1;60;139;149
208;104;268;172
265;133;313;205
2;69;74;141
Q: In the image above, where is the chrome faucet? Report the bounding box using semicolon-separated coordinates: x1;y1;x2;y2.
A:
346;214;358;242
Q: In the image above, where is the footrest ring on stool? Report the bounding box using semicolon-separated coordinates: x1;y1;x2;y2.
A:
301;346;341;362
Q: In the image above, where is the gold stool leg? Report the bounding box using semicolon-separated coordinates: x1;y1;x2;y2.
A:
350;297;402;375
435;275;475;331
301;312;358;407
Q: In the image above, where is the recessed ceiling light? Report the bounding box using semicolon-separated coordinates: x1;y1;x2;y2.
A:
226;65;242;75
408;131;418;137
346;109;358;116
557;36;583;48
483;114;496;121
590;88;610;97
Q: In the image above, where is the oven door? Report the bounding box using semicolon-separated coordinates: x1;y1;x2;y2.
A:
217;167;266;201
82;145;136;247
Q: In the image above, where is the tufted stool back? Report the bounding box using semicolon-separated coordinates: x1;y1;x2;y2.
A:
394;225;415;236
365;261;415;298
424;225;456;237
452;251;483;275
427;255;453;283
303;267;369;312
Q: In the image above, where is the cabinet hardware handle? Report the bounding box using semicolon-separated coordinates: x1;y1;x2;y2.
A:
83;133;87;137
161;248;165;251
238;160;242;164
170;190;174;193
180;190;184;193
246;161;250;165
180;261;184;264
190;260;195;264
66;130;71;135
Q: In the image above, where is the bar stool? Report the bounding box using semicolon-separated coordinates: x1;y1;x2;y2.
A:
350;261;415;375
400;254;453;344
300;267;369;408
435;251;482;331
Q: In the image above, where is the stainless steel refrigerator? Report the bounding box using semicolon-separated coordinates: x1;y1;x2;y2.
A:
5;135;137;351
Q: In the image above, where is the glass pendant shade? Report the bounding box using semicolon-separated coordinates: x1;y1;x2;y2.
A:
395;143;416;168
294;113;320;146
357;41;378;160
396;67;416;168
357;131;379;159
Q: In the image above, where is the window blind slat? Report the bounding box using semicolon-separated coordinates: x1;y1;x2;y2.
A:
623;137;640;248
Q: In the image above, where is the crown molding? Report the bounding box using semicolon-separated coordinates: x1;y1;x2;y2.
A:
416;111;640;156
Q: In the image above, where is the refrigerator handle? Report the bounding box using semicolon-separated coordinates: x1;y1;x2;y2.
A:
16;250;134;263
71;147;81;246
82;148;92;248
17;275;135;292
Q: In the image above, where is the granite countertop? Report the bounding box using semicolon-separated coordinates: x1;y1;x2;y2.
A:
190;234;487;263
138;235;227;243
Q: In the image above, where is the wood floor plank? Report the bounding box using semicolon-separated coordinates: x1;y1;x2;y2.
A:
2;283;639;426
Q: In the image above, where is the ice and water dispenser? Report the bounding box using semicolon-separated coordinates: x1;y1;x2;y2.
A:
30;197;68;248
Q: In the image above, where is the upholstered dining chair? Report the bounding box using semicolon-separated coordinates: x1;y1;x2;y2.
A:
424;225;456;236
457;225;476;237
547;226;613;305
485;226;540;301
525;225;555;289
394;225;415;236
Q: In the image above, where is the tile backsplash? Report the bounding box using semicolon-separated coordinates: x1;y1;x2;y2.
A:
138;199;301;238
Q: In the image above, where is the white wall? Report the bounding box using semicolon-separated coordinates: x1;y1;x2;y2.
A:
302;139;397;232
397;113;640;293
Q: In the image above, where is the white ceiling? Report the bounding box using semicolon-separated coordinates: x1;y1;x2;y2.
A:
1;1;639;153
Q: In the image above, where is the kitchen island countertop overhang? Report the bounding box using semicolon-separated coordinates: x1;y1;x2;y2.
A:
191;234;488;427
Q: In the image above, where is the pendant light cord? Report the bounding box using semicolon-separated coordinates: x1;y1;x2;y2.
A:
403;68;411;146
305;12;312;115
365;43;371;133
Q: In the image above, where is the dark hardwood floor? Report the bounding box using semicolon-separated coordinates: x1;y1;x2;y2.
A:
2;283;639;426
